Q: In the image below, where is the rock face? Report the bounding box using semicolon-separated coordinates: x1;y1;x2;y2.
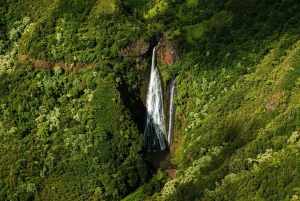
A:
157;41;180;66
118;39;150;61
266;92;284;111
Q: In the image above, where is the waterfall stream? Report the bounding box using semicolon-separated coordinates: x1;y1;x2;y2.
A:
167;78;176;144
143;47;167;151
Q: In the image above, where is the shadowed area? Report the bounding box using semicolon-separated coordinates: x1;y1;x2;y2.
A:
148;149;176;169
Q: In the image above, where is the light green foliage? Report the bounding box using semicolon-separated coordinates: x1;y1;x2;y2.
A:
144;1;169;19
247;149;274;168
47;107;61;131
0;17;32;75
20;181;37;194
159;179;178;199
35;106;61;140
184;10;231;43
54;66;62;75
89;0;115;15
187;0;198;7
291;195;300;201
181;155;212;183
9;28;18;41
184;23;204;43
287;131;299;144
9;17;32;41
0;53;14;74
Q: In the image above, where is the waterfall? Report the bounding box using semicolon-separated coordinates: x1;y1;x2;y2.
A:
143;47;167;151
167;78;176;144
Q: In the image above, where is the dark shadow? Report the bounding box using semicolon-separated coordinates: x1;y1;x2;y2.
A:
148;149;176;169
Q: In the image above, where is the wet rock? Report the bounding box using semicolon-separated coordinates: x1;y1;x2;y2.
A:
157;41;180;66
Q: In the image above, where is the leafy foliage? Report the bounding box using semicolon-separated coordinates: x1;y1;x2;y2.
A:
149;0;300;200
0;59;153;199
1;0;300;200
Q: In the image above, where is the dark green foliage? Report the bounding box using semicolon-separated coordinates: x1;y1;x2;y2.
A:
1;0;300;200
0;61;151;199
142;172;168;197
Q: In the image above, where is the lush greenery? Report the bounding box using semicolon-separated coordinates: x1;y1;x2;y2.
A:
1;0;300;200
149;0;300;200
0;1;154;200
0;57;153;200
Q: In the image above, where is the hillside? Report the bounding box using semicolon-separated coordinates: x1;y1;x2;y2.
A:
1;0;300;200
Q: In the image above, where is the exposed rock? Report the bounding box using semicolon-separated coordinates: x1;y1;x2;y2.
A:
118;39;150;61
164;168;177;179
29;58;50;69
266;92;284;111
157;40;180;66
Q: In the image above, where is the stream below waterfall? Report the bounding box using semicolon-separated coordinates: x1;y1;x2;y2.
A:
148;150;176;168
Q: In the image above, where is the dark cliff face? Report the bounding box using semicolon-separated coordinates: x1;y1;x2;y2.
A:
118;39;150;61
138;65;150;133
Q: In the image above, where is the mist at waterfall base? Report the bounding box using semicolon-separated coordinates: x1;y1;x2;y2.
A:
143;47;176;168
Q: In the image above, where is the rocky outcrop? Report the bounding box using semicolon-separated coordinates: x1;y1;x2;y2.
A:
118;39;150;61
266;92;284;111
157;40;180;66
29;58;50;69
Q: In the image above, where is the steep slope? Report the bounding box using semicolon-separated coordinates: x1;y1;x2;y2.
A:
156;35;300;200
1;0;300;200
0;63;152;200
0;0;154;200
145;0;300;200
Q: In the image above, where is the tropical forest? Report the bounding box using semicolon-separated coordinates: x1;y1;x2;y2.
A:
0;0;300;200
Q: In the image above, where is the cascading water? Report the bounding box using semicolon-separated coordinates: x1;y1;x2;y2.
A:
167;78;176;144
143;47;167;151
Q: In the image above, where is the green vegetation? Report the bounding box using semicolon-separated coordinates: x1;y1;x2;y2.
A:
1;0;300;200
0;1;154;199
122;170;168;201
147;0;300;200
0;61;152;199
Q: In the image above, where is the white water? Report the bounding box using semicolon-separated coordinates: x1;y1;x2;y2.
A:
167;78;176;144
143;47;167;151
